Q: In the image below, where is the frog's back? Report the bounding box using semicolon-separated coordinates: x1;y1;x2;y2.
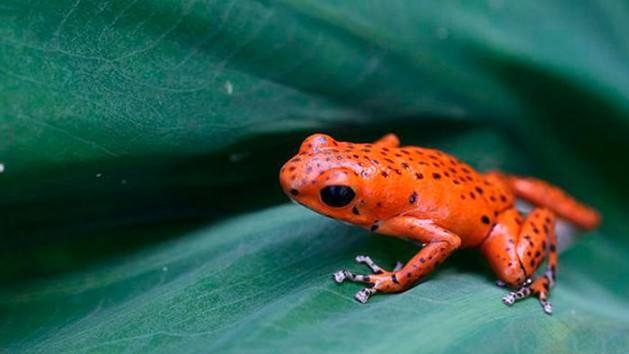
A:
367;144;515;246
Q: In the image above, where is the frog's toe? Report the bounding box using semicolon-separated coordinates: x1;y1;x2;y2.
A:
502;286;532;306
333;269;372;284
502;293;516;306
539;299;553;315
354;288;377;304
354;255;384;274
354;255;402;274
530;276;553;315
333;270;348;283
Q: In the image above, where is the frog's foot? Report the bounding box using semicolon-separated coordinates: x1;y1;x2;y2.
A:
502;276;553;315
502;277;532;306
333;255;403;304
354;287;377;304
331;269;379;303
502;285;532;306
332;255;401;285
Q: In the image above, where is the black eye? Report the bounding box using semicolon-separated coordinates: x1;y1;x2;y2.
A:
320;185;355;207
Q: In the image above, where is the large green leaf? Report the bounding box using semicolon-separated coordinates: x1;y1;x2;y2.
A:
2;204;629;352
1;0;629;352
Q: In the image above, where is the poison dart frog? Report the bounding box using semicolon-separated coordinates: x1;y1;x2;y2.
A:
279;133;600;315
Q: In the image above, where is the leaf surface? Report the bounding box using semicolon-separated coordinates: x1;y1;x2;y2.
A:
1;1;628;353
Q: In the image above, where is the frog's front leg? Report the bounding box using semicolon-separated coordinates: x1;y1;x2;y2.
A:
334;217;461;303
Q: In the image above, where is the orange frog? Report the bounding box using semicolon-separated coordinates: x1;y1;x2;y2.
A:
279;133;600;315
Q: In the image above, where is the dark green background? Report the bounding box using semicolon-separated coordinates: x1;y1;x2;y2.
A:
1;0;628;352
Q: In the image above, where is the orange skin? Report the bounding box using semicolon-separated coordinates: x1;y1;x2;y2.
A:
279;133;600;314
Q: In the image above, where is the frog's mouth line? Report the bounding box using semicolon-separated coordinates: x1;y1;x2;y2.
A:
289;198;317;212
289;198;305;207
289;197;339;220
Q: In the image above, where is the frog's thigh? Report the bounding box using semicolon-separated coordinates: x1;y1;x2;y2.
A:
480;207;557;287
479;208;527;286
516;208;556;279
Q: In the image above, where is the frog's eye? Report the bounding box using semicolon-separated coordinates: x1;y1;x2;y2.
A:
320;185;355;207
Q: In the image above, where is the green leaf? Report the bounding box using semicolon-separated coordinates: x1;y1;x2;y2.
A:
1;0;629;353
2;205;629;352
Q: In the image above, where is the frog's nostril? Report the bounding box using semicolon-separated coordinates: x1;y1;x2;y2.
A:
279;164;294;188
290;188;299;196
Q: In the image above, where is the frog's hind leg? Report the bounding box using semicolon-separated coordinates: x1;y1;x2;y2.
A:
496;172;600;230
480;207;558;315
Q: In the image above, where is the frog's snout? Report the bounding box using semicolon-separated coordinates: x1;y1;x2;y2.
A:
279;159;302;199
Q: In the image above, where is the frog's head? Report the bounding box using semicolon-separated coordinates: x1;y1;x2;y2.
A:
279;133;376;226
